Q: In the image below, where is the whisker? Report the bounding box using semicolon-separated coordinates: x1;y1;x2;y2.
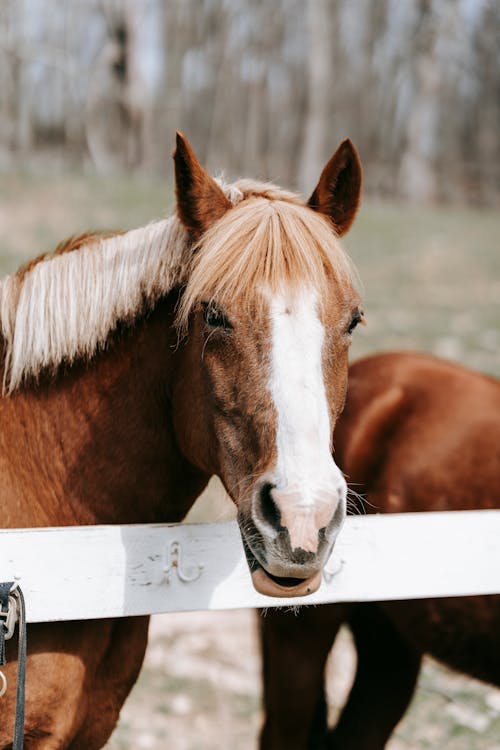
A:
346;487;368;515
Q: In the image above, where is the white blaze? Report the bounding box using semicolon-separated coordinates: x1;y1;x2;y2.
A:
267;287;346;550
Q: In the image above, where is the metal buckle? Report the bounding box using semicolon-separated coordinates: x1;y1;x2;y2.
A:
0;595;19;641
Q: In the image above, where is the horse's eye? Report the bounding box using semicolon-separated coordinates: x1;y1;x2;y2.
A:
202;302;232;330
347;309;364;335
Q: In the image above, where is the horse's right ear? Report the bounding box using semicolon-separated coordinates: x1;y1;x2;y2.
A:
308;139;362;236
173;132;232;240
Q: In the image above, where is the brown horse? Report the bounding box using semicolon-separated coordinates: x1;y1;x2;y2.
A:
0;133;363;748
261;351;500;750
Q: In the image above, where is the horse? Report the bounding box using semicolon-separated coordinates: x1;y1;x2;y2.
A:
0;132;363;749
261;350;500;750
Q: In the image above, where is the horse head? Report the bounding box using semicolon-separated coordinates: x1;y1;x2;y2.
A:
171;133;363;597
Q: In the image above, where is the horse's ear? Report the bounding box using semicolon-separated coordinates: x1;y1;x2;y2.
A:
173;132;232;240
308;139;362;236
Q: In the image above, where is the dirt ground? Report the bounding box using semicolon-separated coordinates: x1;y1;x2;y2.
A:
105;609;500;750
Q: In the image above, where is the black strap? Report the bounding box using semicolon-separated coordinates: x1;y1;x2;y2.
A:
0;581;13;667
0;583;26;750
12;587;26;750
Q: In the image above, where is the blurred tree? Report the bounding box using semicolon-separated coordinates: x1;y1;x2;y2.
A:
0;0;498;204
298;0;333;194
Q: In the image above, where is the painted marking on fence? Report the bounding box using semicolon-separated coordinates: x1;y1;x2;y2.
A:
0;511;499;623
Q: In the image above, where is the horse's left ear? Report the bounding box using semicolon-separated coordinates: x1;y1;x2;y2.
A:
173;132;232;240
308;139;362;236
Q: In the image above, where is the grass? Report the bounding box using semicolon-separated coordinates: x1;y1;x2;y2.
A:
0;171;172;273
0;172;498;749
344;200;500;376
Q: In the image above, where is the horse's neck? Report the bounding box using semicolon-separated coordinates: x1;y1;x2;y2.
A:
0;301;209;528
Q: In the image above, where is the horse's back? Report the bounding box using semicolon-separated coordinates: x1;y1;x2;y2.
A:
336;351;500;513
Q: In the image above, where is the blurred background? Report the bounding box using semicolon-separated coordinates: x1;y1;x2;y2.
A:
1;0;499;202
0;1;499;748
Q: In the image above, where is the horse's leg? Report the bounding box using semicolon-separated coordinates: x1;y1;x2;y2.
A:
327;604;421;750
69;616;149;750
0;620;117;749
260;604;349;750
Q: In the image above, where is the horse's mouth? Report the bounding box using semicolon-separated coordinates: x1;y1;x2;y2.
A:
242;537;322;598
251;565;322;598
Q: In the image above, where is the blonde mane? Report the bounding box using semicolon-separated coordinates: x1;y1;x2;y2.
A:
0;217;188;392
0;178;357;392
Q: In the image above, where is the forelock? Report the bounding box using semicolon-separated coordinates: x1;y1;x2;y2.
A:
176;187;358;328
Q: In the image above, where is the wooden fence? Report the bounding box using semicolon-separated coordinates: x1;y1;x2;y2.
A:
1;510;499;623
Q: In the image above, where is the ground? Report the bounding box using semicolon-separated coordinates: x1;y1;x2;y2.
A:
0;170;498;748
106;611;500;750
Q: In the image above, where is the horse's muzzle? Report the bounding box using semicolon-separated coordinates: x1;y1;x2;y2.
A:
239;481;346;597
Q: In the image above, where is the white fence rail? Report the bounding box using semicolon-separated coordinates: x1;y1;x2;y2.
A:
1;511;499;623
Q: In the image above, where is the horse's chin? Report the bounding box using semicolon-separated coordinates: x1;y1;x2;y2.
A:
242;536;322;597
251;565;322;598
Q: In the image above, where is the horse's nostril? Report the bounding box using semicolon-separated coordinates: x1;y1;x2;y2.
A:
259;483;281;529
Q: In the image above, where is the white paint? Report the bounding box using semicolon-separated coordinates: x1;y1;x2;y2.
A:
0;511;499;623
258;287;346;551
